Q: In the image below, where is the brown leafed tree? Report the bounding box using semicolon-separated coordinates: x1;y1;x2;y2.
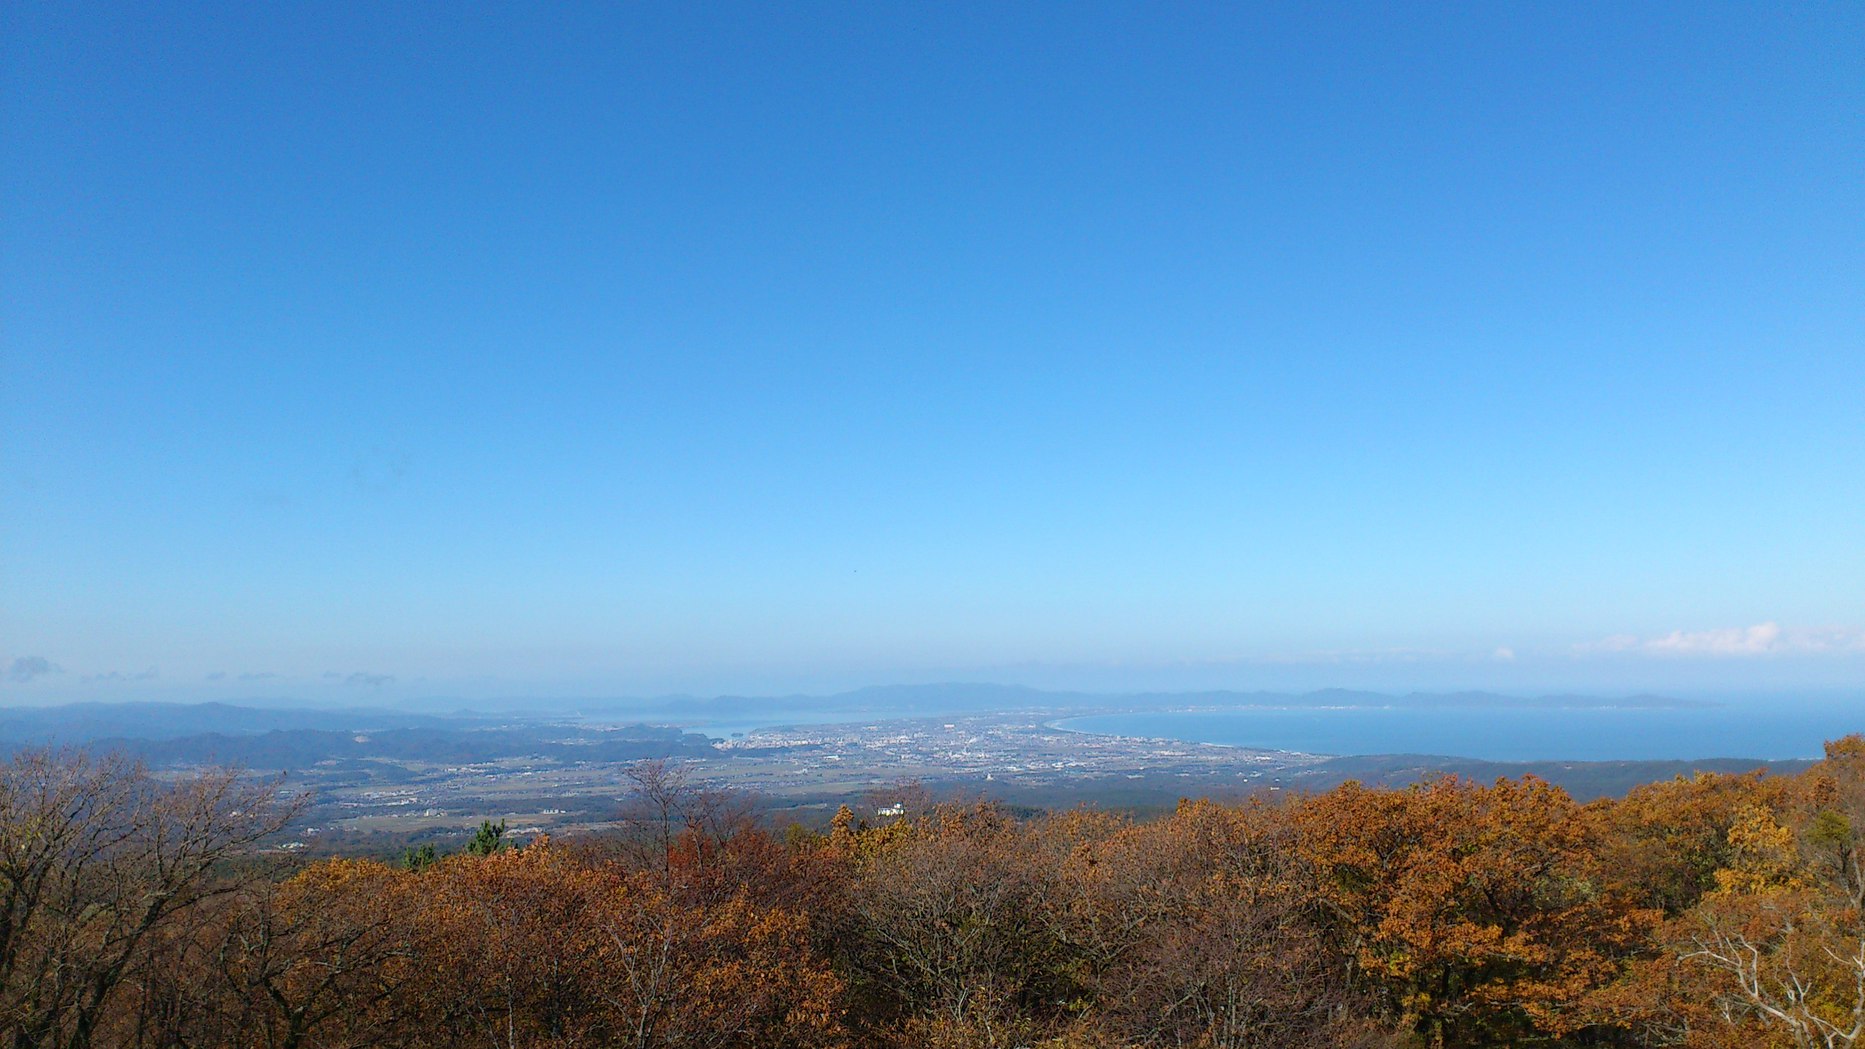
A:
840;802;1071;1047
1060;798;1390;1049
0;748;302;1049
193;858;417;1049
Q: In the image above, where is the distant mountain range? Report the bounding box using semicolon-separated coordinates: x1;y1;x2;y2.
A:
0;686;1709;746
0;701;469;743
0;702;711;771
622;683;1710;722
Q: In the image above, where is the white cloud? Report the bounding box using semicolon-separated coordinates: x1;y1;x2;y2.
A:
1492;646;1516;661
1583;622;1865;658
1648;622;1783;655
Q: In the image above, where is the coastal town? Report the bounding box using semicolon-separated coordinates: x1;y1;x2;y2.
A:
280;712;1321;847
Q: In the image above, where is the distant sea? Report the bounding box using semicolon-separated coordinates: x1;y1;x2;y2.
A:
1055;699;1865;762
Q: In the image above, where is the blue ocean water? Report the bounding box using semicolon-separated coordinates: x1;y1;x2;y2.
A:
1055;701;1865;762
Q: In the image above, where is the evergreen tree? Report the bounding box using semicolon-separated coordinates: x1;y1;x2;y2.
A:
465;818;507;856
401;842;439;870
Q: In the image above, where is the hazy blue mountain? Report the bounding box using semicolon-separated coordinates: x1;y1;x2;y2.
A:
83;724;713;769
0;702;466;744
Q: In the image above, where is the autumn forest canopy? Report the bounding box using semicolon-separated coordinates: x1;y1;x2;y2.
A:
5;739;1865;1049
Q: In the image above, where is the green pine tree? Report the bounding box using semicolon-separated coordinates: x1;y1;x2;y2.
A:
400;842;439;870
465;818;507;856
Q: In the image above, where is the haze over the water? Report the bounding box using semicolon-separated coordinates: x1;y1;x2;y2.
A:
3;5;1860;705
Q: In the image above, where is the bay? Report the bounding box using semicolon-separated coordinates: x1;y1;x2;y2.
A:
1055;700;1865;762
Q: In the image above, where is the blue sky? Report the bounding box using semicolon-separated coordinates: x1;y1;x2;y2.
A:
3;2;1861;703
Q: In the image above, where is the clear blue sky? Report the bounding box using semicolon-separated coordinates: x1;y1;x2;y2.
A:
3;2;1861;702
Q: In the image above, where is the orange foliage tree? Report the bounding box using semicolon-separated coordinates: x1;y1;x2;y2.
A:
1294;774;1659;1046
1619;736;1865;1048
398;838;845;1049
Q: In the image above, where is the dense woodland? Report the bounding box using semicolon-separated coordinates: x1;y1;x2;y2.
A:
5;740;1865;1049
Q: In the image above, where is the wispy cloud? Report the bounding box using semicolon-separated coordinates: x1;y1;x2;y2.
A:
1583;622;1865;658
1234;646;1458;666
82;668;160;683
5;656;63;683
343;672;395;687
